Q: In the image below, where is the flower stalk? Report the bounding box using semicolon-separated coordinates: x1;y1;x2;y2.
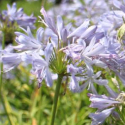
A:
1;92;15;125
0;32;5;92
0;33;14;125
50;74;63;125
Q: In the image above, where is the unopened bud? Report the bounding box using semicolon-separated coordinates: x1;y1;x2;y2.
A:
116;92;125;105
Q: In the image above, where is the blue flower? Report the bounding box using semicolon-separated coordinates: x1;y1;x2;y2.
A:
89;107;115;125
14;27;44;53
2;3;36;29
21;43;54;88
88;93;121;125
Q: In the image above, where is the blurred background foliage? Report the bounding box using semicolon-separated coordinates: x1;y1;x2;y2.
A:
0;0;117;125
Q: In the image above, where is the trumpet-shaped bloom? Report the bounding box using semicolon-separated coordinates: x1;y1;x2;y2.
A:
67;64;108;93
40;7;71;48
88;93;121;125
88;93;120;110
113;0;125;13
89;107;115;125
14;27;44;53
2;53;23;72
22;43;53;87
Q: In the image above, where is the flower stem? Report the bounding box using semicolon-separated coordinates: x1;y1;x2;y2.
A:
0;92;15;125
0;33;14;125
0;63;3;92
0;32;5;92
50;74;63;125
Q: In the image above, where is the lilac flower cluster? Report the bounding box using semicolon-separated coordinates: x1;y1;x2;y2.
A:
48;0;111;25
1;0;125;124
0;3;36;43
0;2;36;79
0;3;36;29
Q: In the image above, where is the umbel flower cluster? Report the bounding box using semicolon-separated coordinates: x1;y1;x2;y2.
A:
0;2;36;29
1;0;125;124
0;2;36;46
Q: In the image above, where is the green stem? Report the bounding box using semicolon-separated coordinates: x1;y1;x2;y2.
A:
0;33;14;125
0;92;15;125
50;74;63;125
0;32;5;92
122;107;125;123
0;63;3;93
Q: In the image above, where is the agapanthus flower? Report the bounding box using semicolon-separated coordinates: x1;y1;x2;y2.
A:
62;29;121;94
40;7;71;48
26;43;53;88
99;11;125;35
0;2;125;125
0;43;16;79
97;36;125;87
67;64;84;92
67;63;108;94
14;27;44;54
1;42;53;87
113;0;125;13
88;93;119;110
67;20;104;45
88;93;122;125
1;53;24;72
75;0;110;24
12;26;54;87
1;3;36;29
62;37;107;69
89;107;115;125
1;8;68;88
47;0;110;25
1;6;125;97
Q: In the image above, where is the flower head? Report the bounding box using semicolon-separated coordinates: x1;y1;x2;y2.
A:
1;3;36;29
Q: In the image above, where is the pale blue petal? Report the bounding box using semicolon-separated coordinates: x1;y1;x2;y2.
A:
69;75;80;92
68;19;90;38
80;26;97;39
45;68;53;87
57;15;64;39
44;43;53;63
36;27;44;43
104;85;118;98
113;0;121;8
84;37;96;54
89;107;115;125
